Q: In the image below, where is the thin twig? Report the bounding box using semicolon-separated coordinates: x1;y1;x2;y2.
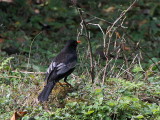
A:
0;75;21;79
27;31;42;70
102;58;113;85
12;71;45;74
25;31;43;79
105;0;137;35
77;8;95;83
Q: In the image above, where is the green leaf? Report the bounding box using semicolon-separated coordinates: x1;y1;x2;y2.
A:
135;115;144;119
107;101;117;107
132;65;143;72
95;88;102;93
86;110;94;115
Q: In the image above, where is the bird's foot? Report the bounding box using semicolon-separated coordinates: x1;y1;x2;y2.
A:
58;82;66;87
57;82;73;88
64;82;73;88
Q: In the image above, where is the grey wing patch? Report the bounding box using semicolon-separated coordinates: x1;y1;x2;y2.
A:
57;63;66;70
57;61;76;75
47;62;57;74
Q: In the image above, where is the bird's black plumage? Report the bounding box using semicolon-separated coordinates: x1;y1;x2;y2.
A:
38;40;79;102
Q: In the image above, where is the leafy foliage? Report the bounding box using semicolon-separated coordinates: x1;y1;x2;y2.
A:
0;0;160;119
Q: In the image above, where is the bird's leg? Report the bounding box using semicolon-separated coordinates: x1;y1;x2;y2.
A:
64;77;73;88
58;82;63;86
57;80;68;87
57;82;66;87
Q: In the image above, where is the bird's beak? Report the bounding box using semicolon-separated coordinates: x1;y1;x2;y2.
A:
77;40;81;43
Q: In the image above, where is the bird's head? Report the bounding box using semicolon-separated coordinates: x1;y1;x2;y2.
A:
64;40;81;51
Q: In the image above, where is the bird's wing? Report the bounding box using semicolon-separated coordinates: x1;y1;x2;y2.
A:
56;60;76;75
46;61;57;74
44;61;57;81
45;56;77;81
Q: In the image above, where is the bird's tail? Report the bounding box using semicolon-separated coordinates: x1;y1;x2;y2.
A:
38;82;55;102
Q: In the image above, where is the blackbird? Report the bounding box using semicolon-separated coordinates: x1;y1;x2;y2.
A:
38;40;80;102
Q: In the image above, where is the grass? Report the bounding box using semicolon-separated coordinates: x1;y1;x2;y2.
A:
0;56;160;119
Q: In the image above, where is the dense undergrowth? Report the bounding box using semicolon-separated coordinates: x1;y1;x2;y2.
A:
0;57;160;119
0;0;160;119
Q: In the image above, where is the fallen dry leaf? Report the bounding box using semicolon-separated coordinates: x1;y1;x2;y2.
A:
138;19;148;27
0;0;13;3
45;17;56;22
115;32;121;39
16;37;26;43
0;38;4;43
103;6;115;13
34;9;40;14
123;46;131;51
10;111;27;120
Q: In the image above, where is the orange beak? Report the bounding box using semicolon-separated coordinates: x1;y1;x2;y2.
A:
77;40;81;43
